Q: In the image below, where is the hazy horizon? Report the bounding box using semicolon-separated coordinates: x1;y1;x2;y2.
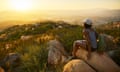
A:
0;0;120;27
0;0;120;23
0;9;120;21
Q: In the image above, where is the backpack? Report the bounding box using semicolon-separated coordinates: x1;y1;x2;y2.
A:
97;34;106;52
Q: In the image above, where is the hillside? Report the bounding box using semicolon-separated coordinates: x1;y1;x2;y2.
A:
0;21;120;72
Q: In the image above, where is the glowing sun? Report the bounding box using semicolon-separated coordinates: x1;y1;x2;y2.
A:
9;0;33;11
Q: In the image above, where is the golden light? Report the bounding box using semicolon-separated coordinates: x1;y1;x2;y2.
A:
9;0;33;11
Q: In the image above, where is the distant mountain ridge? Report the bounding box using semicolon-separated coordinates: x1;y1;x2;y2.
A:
0;9;120;28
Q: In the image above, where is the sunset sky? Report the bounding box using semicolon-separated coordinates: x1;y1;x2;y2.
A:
0;0;120;11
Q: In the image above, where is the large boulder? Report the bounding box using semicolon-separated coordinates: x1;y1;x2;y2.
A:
99;34;117;51
76;49;120;72
3;53;21;65
47;39;69;65
63;59;96;72
2;53;21;72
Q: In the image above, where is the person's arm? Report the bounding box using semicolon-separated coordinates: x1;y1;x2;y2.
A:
92;29;98;39
83;30;92;59
95;31;98;39
93;29;99;43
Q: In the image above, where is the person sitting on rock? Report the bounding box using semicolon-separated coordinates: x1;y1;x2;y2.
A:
72;18;98;59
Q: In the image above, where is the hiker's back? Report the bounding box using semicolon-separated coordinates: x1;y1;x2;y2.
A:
83;28;98;49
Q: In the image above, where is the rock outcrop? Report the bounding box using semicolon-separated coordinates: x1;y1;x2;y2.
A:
63;59;95;72
99;34;117;51
72;34;120;72
2;53;21;72
3;53;21;65
76;49;120;72
47;39;68;65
